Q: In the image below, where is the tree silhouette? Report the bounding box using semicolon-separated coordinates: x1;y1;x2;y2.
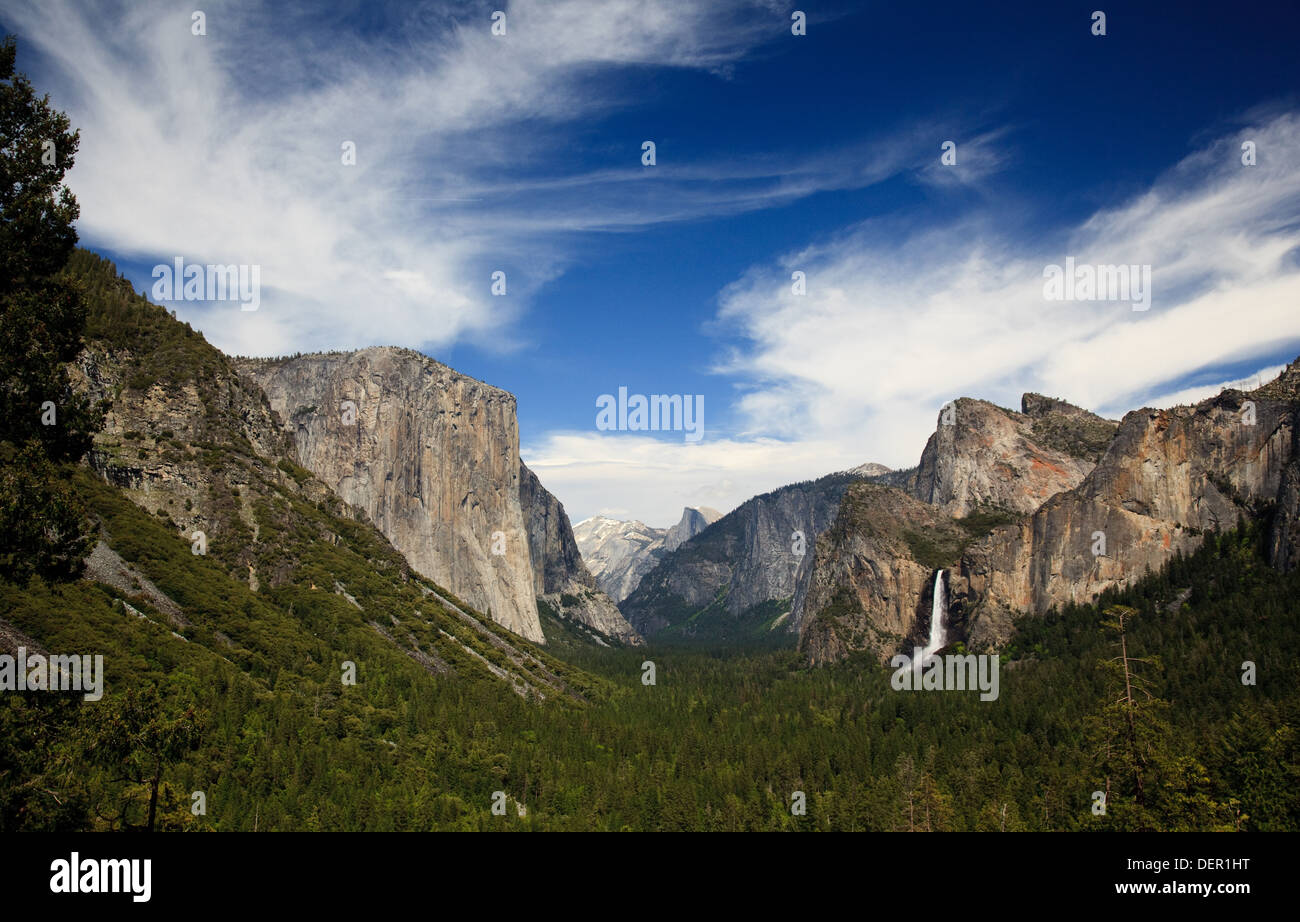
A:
0;35;104;582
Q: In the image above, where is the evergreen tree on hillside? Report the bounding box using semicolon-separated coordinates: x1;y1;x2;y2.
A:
1087;605;1233;830
88;684;205;832
0;35;103;582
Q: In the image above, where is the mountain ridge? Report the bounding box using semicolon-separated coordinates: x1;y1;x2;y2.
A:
573;506;722;603
618;470;876;640
53;249;598;699
796;366;1300;663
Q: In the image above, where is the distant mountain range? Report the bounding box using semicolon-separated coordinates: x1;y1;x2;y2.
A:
572;506;722;602
617;470;877;641
592;371;1300;666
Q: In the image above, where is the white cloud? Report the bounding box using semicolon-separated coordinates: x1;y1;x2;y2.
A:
0;0;848;356
523;430;872;527
914;127;1015;188
531;111;1300;523
715;110;1300;438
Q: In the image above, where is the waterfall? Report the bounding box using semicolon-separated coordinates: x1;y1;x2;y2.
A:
922;569;947;660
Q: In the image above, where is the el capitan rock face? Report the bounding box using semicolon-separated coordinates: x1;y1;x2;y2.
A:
236;347;545;643
61;251;585;698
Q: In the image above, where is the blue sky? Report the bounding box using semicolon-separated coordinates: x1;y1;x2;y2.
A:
3;0;1299;525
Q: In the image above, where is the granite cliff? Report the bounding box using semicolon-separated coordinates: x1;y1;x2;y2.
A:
794;482;969;665
573;506;721;603
954;370;1300;648
907;396;1115;516
797;368;1300;664
236;348;546;642
59;251;584;697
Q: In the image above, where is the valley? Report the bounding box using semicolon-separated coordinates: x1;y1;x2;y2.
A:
1;8;1297;842
2;250;1296;832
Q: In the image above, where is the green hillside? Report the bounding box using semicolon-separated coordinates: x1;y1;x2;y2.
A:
2;252;607;831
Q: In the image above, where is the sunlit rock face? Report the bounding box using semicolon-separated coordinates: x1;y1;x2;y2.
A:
238;347;544;642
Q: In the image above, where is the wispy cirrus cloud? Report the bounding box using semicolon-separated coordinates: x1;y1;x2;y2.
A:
716;108;1300;434
527;110;1300;523
0;0;916;357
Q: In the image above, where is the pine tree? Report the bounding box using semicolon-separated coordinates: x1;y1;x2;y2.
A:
0;35;104;582
87;685;205;832
1087;605;1233;830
